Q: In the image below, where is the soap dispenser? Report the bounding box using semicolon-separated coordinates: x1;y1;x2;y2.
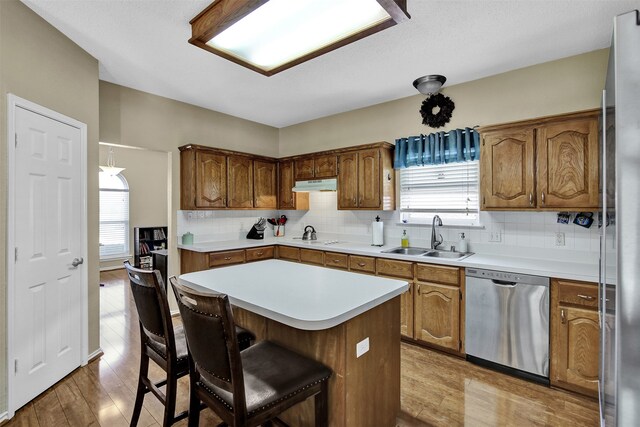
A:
458;232;468;253
401;230;409;248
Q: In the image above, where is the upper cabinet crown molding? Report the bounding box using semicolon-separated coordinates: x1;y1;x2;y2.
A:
479;109;599;211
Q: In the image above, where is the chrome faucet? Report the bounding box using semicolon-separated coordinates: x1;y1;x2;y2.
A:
431;215;443;250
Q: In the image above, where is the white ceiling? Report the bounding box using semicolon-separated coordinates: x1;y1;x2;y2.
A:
22;0;638;128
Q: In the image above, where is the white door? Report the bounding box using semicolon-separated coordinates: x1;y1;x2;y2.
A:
12;106;84;410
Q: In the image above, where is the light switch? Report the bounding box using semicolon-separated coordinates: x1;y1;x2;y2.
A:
356;337;369;358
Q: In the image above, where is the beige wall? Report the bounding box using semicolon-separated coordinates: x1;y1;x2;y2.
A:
98;145;169;270
278;49;609;156
0;0;100;412
99;82;279;284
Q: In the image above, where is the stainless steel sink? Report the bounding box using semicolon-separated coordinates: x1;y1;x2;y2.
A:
422;250;473;260
381;247;431;256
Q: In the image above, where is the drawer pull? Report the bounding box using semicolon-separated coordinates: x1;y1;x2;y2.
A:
224;257;231;261
357;262;366;267
529;192;533;206
256;251;264;256
333;259;340;263
561;308;566;324
577;294;595;301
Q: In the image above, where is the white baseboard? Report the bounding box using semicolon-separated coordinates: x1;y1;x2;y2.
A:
0;411;8;422
88;348;104;362
100;265;126;272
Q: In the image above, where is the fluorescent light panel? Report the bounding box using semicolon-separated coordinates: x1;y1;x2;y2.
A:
206;0;391;71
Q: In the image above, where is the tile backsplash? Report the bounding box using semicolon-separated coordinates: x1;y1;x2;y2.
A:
177;192;608;263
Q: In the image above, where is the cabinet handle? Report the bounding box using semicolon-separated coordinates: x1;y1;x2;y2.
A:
529;192;533;206
223;198;226;205
224;257;231;261
353;197;356;205
290;197;293;205
357;262;366;267
256;251;264;256
541;192;545;205
333;259;340;263
483;196;485;206
561;308;566;324
577;294;595;301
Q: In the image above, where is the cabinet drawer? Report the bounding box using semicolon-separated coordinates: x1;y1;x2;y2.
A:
376;258;413;279
300;248;324;265
349;255;375;274
324;252;349;270
556;279;598;308
245;246;274;262
278;246;300;262
209;250;245;267
415;264;459;286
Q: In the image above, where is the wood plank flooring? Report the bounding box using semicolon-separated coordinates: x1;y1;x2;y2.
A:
3;268;599;426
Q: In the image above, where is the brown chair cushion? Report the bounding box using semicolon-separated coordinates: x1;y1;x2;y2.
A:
198;341;331;415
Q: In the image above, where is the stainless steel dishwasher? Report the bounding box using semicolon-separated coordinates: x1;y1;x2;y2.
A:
465;267;550;383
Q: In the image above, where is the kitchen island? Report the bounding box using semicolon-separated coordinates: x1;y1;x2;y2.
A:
179;259;409;427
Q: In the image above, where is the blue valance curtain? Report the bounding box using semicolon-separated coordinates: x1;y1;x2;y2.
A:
394;128;480;169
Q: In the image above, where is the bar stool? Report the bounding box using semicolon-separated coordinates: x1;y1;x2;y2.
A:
124;262;255;426
169;276;331;427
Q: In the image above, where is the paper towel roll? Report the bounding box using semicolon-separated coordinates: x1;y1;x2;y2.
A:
372;221;384;246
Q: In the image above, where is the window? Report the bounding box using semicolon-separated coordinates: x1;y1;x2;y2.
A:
399;161;479;226
99;172;130;259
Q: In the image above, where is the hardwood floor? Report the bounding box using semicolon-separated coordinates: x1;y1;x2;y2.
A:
3;268;599;426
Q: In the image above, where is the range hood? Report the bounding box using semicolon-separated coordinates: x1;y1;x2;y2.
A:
292;178;337;192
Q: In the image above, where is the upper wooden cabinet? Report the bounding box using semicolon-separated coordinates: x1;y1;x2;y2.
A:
253;160;277;209
180;145;276;210
480;110;599;211
277;160;309;210
337;144;395;210
294;154;338;180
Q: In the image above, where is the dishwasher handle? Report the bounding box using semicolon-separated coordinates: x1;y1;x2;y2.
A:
491;279;517;287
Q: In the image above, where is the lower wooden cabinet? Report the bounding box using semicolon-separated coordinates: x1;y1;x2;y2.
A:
324;252;349;270
551;279;600;397
277;246;300;262
414;282;460;352
245;246;274;262
300;248;324;265
400;283;414;339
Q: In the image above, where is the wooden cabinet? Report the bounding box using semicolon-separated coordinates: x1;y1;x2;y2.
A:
277;246;300;262
277;160;309;210
376;258;413;280
551;279;600;397
376;258;414;339
480;110;599;211
338;145;395;210
400;283;414;339
414;282;460;351
294;154;337;180
209;250;245;267
349;255;375;274
324;252;349;270
300;248;324;266
245;246;274;262
181;149;227;209
253;160;277;209
227;156;253;208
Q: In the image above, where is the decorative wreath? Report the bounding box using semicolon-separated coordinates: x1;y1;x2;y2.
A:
419;93;455;128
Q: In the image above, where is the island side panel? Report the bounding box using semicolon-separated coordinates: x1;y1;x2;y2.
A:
180;249;209;274
267;320;347;427
345;296;401;427
233;307;268;341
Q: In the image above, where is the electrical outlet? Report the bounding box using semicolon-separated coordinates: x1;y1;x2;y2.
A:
356;337;369;358
489;231;502;242
555;232;565;246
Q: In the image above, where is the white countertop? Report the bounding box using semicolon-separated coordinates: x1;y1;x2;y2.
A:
178;237;600;283
178;259;409;330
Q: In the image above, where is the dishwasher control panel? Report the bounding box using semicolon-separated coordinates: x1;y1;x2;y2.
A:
466;268;549;286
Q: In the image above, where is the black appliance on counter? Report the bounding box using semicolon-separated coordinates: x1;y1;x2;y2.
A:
246;217;266;240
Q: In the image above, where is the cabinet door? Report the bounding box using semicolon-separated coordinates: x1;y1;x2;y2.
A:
278;161;295;209
228;156;253;208
195;151;227;208
536;116;599;209
294;158;315;180
358;149;381;208
338;152;358;209
480;128;535;209
414;282;460;351
552;305;599;396
401;283;414;339
314;154;337;178
253;160;277;209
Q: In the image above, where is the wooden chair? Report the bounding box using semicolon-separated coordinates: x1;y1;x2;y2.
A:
124;262;255;426
169;276;332;427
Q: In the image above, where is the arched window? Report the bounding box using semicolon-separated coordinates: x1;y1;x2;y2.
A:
99;172;130;259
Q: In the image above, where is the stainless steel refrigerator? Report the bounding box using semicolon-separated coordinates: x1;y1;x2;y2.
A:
599;9;640;427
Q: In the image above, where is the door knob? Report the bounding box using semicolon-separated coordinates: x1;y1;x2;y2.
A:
71;257;84;267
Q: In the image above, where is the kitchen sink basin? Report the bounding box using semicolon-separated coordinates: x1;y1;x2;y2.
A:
381;247;431;256
422;250;473;260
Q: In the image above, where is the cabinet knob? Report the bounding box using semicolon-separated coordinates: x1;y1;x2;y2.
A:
353;197;356;205
417;284;421;295
358;262;366;267
561;308;566;324
256;251;263;256
333;259;340;263
529;192;533;206
541;192;545;205
577;294;595;301
224;257;231;261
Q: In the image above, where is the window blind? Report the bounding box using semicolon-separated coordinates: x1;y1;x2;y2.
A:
400;161;479;218
99;183;129;259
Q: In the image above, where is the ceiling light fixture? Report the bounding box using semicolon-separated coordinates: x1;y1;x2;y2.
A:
189;0;410;76
99;147;125;176
413;75;447;95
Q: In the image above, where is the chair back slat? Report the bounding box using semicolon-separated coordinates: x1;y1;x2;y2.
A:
170;278;247;407
125;261;174;351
